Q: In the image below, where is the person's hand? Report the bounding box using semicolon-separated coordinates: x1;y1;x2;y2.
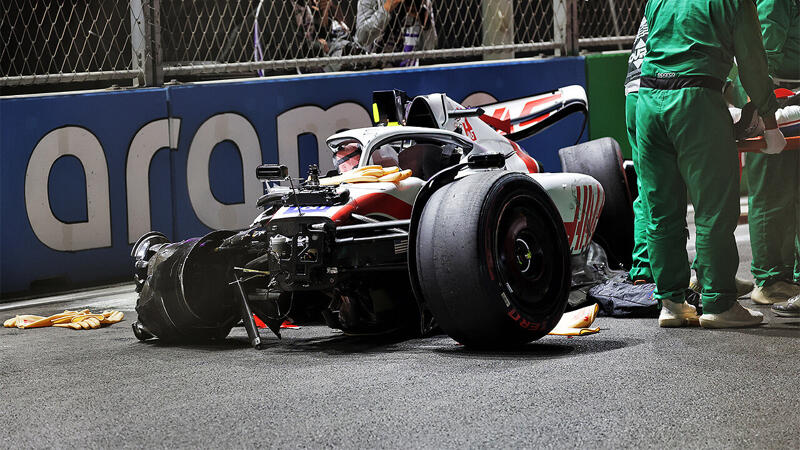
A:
763;127;786;154
317;38;329;54
732;102;765;139
761;113;785;154
384;0;404;12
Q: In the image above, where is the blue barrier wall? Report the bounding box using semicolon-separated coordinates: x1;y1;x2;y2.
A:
0;57;587;296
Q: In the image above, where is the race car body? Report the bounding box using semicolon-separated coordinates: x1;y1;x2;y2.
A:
131;86;620;349
275;124;603;255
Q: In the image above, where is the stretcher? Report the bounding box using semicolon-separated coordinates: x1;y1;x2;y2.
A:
738;135;800;152
735;93;800;152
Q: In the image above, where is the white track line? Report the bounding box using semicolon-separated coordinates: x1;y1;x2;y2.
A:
0;283;137;312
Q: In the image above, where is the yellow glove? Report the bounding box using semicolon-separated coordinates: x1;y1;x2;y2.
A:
319;166;413;186
548;304;601;336
5;309;124;330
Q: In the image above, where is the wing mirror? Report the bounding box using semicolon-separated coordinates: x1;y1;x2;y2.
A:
256;164;288;180
467;152;506;169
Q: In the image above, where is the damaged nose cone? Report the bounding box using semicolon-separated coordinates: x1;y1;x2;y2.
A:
133;231;241;344
131;231;170;260
131;232;170;293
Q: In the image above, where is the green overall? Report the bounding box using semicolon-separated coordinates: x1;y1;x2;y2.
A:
743;0;800;286
624;18;653;282
626;92;654;282
636;0;778;313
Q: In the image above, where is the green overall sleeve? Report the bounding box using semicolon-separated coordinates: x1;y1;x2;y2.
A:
734;0;779;116
759;0;792;77
726;64;749;108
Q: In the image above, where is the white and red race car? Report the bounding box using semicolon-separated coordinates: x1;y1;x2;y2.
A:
131;87;632;349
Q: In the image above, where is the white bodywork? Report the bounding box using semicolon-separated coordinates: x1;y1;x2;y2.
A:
267;87;603;255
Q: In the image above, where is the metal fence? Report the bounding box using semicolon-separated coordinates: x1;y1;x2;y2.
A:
1;0;644;89
1;1;147;85
579;0;644;49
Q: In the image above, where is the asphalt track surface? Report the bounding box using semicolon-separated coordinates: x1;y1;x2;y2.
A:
2;220;798;448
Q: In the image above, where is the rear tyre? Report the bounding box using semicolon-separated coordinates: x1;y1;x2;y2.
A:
415;171;571;348
559;137;634;269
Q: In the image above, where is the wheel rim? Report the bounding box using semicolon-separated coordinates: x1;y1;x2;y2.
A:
493;194;562;312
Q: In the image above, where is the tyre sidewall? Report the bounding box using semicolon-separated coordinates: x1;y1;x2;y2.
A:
416;171;571;347
477;174;571;341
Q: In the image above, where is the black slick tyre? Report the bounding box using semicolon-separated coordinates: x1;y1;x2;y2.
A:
415;171;571;348
559;137;634;269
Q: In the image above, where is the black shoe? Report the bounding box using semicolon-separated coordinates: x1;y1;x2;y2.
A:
772;295;800;317
685;288;703;316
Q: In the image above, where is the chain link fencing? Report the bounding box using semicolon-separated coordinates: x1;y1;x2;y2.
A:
158;0;564;78
1;0;149;86
578;0;645;49
2;0;645;89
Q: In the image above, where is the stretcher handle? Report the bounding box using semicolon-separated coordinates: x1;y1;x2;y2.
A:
737;135;800;152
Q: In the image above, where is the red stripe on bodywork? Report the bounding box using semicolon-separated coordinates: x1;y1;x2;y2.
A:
330;192;413;223
591;187;603;245
581;186;594;249
594;188;605;238
518;93;561;127
584;187;600;249
479;114;512;134
563;220;577;247
576;186;587;250
572;186;583;250
567;185;583;249
581;186;593;249
510;141;539;173
588;186;600;249
492;107;509;119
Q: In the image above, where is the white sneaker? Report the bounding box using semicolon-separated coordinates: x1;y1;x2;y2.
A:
751;281;797;305
659;299;700;327
699;302;764;328
689;275;753;298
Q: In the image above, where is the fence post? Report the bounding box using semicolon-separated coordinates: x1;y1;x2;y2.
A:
566;0;578;55
482;0;514;60
131;0;163;87
553;0;578;56
130;0;146;86
149;0;163;86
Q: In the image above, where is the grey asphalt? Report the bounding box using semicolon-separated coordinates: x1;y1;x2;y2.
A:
2;219;798;448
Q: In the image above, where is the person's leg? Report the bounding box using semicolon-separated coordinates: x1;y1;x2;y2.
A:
772;151;800;317
796;210;800;284
626;92;653;282
666;88;739;315
745;150;798;287
636;89;690;305
794;148;800;284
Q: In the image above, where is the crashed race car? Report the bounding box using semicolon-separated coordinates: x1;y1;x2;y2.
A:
131;86;635;349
